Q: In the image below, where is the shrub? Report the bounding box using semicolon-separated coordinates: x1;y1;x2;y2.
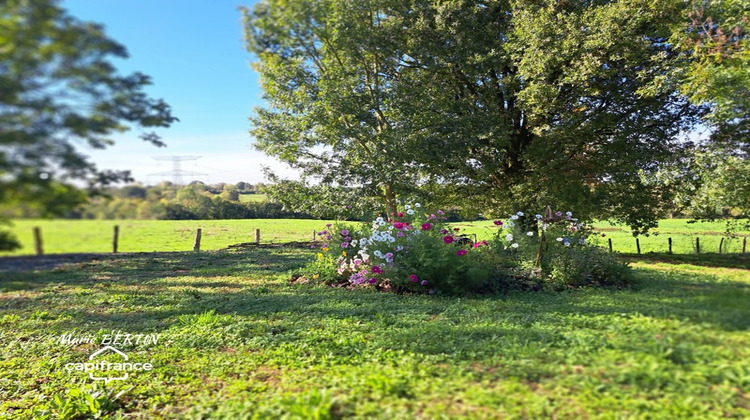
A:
302;205;634;295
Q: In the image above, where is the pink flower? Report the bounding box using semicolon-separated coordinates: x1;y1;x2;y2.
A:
393;221;406;230
473;242;482;248
372;266;384;274
437;210;444;215
457;249;467;256
421;223;432;231
453;228;460;232
493;220;503;226
397;212;404;217
443;236;454;244
409;274;419;282
440;229;449;234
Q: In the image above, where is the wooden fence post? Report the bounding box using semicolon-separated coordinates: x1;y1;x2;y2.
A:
719;237;724;254
33;227;43;256
636;237;641;255
668;237;672;254
313;230;316;242
608;238;613;253
696;237;700;254
255;229;261;245
193;228;202;252
113;225;119;253
744;237;747;254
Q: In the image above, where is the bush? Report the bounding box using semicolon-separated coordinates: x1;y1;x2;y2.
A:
0;229;21;251
301;205;634;295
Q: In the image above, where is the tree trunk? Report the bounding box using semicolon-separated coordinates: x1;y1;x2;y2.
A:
383;183;397;217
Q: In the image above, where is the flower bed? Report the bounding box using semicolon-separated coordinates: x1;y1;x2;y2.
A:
299;204;633;294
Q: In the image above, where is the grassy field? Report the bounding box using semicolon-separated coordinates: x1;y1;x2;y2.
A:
0;248;748;418
238;193;268;203
2;219;330;255
2;218;748;257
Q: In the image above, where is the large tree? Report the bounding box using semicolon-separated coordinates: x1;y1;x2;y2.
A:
246;0;704;233
0;0;177;228
243;0;436;216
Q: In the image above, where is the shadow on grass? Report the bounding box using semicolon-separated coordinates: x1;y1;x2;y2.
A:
1;248;748;361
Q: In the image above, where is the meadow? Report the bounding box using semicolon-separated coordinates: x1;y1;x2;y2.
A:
0;247;748;418
2;218;748;256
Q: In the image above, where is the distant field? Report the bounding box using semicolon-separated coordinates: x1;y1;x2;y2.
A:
238;193;268;203
2;218;748;256
453;219;749;255
3;219;329;255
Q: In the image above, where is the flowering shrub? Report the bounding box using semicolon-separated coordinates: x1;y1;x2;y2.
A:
300;205;632;294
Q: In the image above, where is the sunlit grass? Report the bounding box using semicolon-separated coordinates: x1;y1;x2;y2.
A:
1;248;748;418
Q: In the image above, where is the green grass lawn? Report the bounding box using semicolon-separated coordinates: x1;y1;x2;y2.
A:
2;219;330;255
456;219;750;255
238;193;268;203
1;248;749;418
2;218;748;257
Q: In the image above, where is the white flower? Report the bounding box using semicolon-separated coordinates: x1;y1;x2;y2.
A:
556;237;563;242
388;236;395;243
511;243;519;248
579;238;586;245
351;240;358;247
564;242;571;247
373;250;383;257
415;203;421;208
542;223;549;231
505;234;514;242
565;211;572;216
404;204;412;210
387;225;394;230
395;245;404;251
378;220;386;226
376;217;384;222
407;209;415;215
517;211;524;216
510;215;519;220
508;221;515;228
526;231;534;237
535;214;542;219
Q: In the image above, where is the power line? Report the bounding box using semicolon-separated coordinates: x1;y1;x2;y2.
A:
149;156;207;185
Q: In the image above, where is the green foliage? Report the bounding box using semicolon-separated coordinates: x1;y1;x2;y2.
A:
0;229;21;251
548;246;634;289
244;0;704;234
0;0;176;216
35;385;125;419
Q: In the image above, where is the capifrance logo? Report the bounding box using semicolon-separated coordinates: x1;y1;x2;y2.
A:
59;330;160;383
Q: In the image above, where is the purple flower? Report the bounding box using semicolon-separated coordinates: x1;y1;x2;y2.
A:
326;224;332;228
457;249;467;256
341;242;349;248
555;211;563;217
441;229;449;234
493;220;503;226
396;231;404;237
372;266;384;274
368;278;378;284
409;274;419;282
341;229;350;236
345;236;351;241
420;280;428;286
443;236;454;244
437;210;444;215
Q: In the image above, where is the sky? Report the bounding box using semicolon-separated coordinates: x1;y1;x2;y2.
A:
63;0;297;186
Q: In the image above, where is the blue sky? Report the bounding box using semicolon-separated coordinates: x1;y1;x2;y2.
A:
63;0;296;185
